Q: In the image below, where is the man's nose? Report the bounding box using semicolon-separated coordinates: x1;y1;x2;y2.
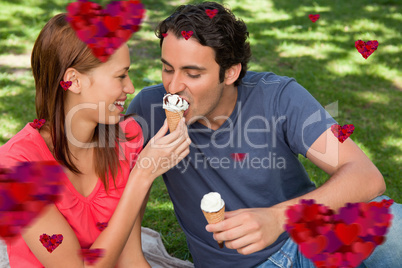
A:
168;73;185;94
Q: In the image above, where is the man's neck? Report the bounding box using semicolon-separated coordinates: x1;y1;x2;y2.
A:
198;84;238;131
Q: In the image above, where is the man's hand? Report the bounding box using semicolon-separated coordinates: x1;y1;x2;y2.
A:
205;206;286;255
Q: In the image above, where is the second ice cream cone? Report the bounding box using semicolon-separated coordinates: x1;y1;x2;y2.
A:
165;109;184;132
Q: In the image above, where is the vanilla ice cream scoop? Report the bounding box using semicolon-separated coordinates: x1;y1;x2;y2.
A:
200;192;225;213
163;93;189;112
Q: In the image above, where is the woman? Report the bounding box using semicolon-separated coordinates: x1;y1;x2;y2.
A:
0;14;191;267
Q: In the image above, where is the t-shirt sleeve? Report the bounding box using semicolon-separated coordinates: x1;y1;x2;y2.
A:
126;86;166;147
275;79;337;157
118;117;144;170
0;151;29;168
0;137;33;168
127;91;152;146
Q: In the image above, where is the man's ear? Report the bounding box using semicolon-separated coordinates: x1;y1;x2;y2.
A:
63;68;82;94
224;63;242;86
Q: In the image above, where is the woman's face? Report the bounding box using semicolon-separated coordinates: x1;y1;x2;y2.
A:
73;44;135;125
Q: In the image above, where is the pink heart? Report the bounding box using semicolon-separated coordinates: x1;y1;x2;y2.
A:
30;119;46;129
355;40;379;59
181;30;193;40
0;162;64;243
39;234;63;253
60;81;72;91
285;199;393;267
353;241;375;259
205;9;218;19
335;223;360;245
80;248;105;265
308;14;320;23
230;153;248;162
66;0;145;62
96;222;108;231
331;124;354;143
299;235;327;259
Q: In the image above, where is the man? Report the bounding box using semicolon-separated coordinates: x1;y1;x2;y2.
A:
127;2;401;267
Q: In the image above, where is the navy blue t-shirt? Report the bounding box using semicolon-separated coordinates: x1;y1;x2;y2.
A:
127;71;336;267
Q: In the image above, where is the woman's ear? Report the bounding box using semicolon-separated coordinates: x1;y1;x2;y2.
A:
63;68;81;94
224;63;242;86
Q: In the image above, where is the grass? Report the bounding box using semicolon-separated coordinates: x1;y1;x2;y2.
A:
0;0;401;262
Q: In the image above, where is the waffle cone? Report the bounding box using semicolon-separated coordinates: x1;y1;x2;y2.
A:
165;109;184;132
202;205;225;248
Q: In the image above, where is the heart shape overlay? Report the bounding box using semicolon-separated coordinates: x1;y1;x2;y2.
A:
60;81;72;91
0;162;64;243
66;0;145;62
39;234;63;253
355;40;378;59
308;14;320;23
30;119;46;129
96;222;108;231
181;30;193;40
205;9;218;19
331;124;354;143
162;33;168;37
230;153;248;162
285;199;393;268
80;248;105;265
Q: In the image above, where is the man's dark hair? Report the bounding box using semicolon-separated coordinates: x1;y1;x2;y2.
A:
156;1;251;86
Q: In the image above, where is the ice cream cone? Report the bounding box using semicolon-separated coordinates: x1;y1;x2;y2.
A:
202;205;225;248
165;109;184;132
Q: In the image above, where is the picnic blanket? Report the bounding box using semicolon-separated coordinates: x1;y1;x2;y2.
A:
0;227;194;268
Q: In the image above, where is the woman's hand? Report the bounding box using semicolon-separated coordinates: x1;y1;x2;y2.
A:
133;118;191;180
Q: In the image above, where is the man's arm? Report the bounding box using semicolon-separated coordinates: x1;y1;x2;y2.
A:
207;126;385;255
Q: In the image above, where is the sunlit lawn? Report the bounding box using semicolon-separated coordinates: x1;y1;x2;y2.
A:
0;0;401;261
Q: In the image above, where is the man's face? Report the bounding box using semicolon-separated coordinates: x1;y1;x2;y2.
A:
161;30;225;126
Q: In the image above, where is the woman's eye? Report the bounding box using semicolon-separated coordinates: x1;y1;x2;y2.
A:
119;75;127;79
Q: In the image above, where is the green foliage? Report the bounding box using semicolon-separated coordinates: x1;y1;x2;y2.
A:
0;0;401;262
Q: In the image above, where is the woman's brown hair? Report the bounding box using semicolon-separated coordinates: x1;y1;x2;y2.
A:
32;13;135;191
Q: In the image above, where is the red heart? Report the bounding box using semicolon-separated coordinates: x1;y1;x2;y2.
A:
66;0;145;62
299;235;327;258
162;33;168;37
80;248;105;265
230;153;248;162
355;40;378;59
289;223;312;243
285;199;393;267
96;222;108;231
346;252;365;267
104;15;121;32
308;14;320;23
0;162;64;242
39;234;63;253
331;124;354;143
205;9;218;19
29;119;46;129
9;182;35;203
181;30;193;40
335;223;360;245
60;81;72;91
353;241;375;259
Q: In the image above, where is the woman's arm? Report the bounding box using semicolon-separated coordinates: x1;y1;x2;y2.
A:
21;119;190;267
116;189;151;268
21;167;155;268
